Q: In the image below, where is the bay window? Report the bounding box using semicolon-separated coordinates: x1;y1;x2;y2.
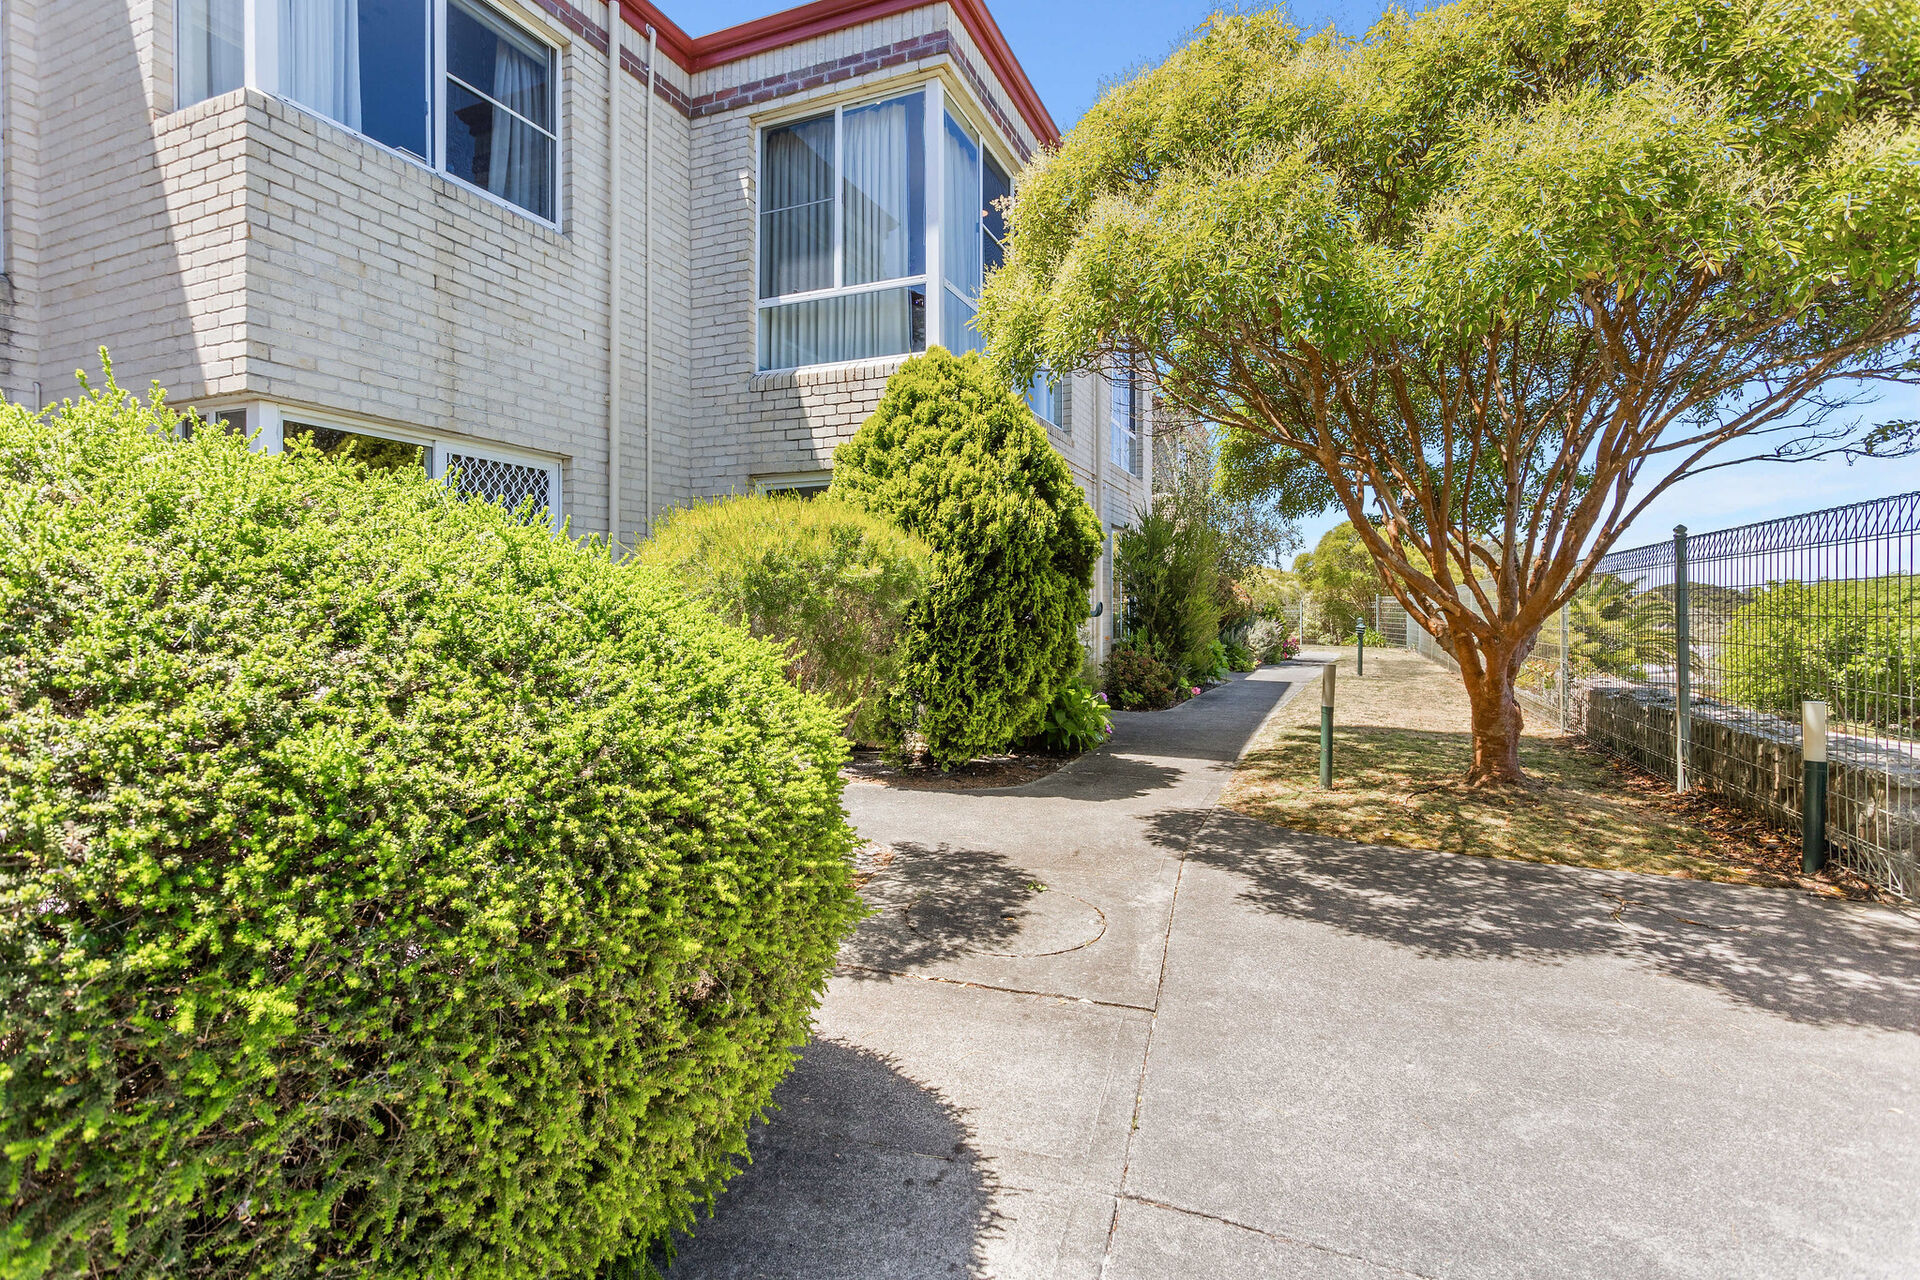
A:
174;0;558;223
757;83;1014;371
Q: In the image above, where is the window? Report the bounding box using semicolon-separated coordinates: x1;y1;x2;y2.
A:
756;83;1014;371
759;92;927;370
178;0;244;106
287;421;430;473
1110;362;1141;476
1025;372;1061;429
176;0;558;223
753;472;833;499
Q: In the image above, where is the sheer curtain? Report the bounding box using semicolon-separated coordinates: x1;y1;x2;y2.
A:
178;0;244;106
488;38;542;211
842;94;922;285
282;0;361;129
941;112;983;355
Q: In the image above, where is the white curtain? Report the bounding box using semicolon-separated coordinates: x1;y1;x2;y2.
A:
487;38;542;211
282;0;361;129
942;112;983;354
761;287;920;370
179;0;244;106
842;94;920;286
760;117;835;298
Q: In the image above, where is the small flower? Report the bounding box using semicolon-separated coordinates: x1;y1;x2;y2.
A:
1095;691;1108;703
1191;686;1201;696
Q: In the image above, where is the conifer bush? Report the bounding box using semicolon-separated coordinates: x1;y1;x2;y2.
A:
638;494;931;748
831;349;1101;767
0;376;861;1279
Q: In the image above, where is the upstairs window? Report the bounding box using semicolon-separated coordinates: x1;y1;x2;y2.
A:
759;92;927;370
756;83;1014;372
1110;362;1142;476
175;0;558;224
1026;373;1061;430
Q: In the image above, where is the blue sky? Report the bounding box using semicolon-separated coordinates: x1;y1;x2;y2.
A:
690;0;1920;556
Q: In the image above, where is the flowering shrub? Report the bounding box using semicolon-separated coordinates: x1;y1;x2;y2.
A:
1103;644;1179;710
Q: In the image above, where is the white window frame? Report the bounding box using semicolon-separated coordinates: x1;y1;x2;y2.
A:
754;79;1021;373
198;0;563;229
1110;361;1142;477
202;400;565;531
751;470;833;497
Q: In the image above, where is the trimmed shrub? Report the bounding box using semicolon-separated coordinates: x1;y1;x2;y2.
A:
1021;678;1114;754
0;378;861;1279
1103;645;1179;711
638;494;932;747
832;349;1102;767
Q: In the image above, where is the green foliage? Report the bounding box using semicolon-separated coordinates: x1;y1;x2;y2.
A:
1226;641;1257;673
1196;638;1231;683
1246;616;1298;664
1567;573;1677;679
1021;678;1114;754
0;378;861;1279
831;349;1102;768
1293;523;1383;639
1116;505;1221;675
639;494;932;747
1102;645;1179;711
1719;578;1920;728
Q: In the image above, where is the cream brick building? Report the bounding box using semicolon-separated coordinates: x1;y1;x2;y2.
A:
0;0;1151;655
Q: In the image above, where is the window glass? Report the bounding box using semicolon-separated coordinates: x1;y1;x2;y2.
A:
1026;373;1059;427
842;94;925;287
759;286;926;370
281;0;430;160
941;112;983;353
287;422;427;473
179;0;244;106
443;0;556;219
983;154;1010;276
761;115;835;298
1110;366;1139;474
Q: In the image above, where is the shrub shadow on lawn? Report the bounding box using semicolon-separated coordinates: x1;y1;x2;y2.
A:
1162;810;1920;1034
665;1038;998;1279
843;842;1038;974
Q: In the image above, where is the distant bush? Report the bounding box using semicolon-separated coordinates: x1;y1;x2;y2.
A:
1225;641;1257;673
1021;677;1113;753
1246;616;1295;664
1719;578;1920;728
832;350;1102;767
0;376;861;1278
640;493;931;746
1104;644;1179;711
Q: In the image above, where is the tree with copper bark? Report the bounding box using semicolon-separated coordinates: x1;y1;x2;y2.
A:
982;0;1920;784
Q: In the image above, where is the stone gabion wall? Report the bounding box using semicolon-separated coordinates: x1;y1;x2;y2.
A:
1575;682;1918;898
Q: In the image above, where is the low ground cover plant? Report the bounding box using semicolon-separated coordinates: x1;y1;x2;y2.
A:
1022;677;1114;753
832;350;1102;767
0;377;861;1278
639;493;931;747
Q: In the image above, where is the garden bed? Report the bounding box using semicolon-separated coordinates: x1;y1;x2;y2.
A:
841;748;1076;791
1223;649;1883;898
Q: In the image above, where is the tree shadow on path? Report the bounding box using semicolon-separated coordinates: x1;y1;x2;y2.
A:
665;1039;998;1279
1167;810;1920;1034
843;842;1038;975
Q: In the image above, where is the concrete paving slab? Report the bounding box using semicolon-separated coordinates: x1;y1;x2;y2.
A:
1104;1197;1414;1280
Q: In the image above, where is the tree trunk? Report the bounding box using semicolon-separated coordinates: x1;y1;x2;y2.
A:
1457;640;1528;787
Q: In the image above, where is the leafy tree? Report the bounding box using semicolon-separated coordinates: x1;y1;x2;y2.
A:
984;0;1920;784
1565;572;1675;679
1720;578;1920;728
831;350;1102;766
1115;504;1222;674
1294;521;1383;639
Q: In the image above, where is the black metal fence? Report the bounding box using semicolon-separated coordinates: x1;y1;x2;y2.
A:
1377;494;1920;899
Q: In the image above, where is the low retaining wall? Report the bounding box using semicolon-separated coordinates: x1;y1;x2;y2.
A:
1576;682;1919;898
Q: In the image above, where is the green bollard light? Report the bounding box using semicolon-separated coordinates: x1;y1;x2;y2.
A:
1803;700;1828;875
1320;662;1336;789
1356;618;1366;677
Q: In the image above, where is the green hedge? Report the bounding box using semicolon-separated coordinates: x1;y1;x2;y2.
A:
0;378;861;1278
832;350;1102;767
638;494;931;747
1719;578;1920;728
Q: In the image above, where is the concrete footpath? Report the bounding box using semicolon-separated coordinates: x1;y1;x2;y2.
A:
669;662;1920;1279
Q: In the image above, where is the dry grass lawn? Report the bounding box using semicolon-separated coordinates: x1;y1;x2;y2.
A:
1224;647;1872;895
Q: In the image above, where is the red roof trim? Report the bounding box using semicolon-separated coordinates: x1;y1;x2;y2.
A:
615;0;1059;148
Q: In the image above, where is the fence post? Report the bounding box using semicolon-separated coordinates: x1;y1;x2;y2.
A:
1673;524;1691;794
1802;701;1828;874
1557;600;1570;734
1320;662;1335;789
